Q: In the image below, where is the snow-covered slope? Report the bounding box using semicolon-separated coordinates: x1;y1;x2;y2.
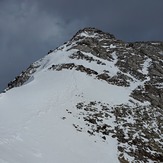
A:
0;28;163;163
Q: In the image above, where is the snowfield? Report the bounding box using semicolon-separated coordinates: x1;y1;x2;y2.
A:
0;73;120;163
0;46;122;163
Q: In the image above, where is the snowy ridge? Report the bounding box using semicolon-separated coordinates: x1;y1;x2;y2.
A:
0;28;163;163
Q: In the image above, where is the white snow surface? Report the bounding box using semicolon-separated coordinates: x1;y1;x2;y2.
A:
0;71;118;163
159;51;163;55
79;32;97;38
110;44;116;49
0;44;146;163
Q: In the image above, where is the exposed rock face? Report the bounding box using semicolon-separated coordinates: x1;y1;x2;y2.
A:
69;28;163;109
73;101;163;163
5;27;163;162
6;63;40;90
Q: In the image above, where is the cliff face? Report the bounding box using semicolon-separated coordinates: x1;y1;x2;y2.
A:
1;27;163;163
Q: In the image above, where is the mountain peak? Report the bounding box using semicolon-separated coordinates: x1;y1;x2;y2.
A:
0;28;163;163
71;27;115;41
77;27;113;36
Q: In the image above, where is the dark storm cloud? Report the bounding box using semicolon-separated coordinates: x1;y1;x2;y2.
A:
36;0;163;41
0;0;85;91
0;0;163;92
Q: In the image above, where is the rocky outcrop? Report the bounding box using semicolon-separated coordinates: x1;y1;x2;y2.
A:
6;63;40;91
68;28;163;108
72;101;163;163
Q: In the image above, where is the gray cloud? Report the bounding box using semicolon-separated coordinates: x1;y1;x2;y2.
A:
35;0;163;40
0;0;163;91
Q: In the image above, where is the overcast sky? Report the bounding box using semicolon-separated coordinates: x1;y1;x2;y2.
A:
0;0;163;92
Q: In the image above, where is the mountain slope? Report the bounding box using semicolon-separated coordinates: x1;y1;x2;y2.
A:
0;28;163;163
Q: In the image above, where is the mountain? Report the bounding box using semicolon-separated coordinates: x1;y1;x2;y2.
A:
0;27;163;163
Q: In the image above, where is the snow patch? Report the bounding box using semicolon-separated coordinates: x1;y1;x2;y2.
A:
110;44;116;48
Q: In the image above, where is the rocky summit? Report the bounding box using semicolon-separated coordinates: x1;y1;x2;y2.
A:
0;27;163;163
